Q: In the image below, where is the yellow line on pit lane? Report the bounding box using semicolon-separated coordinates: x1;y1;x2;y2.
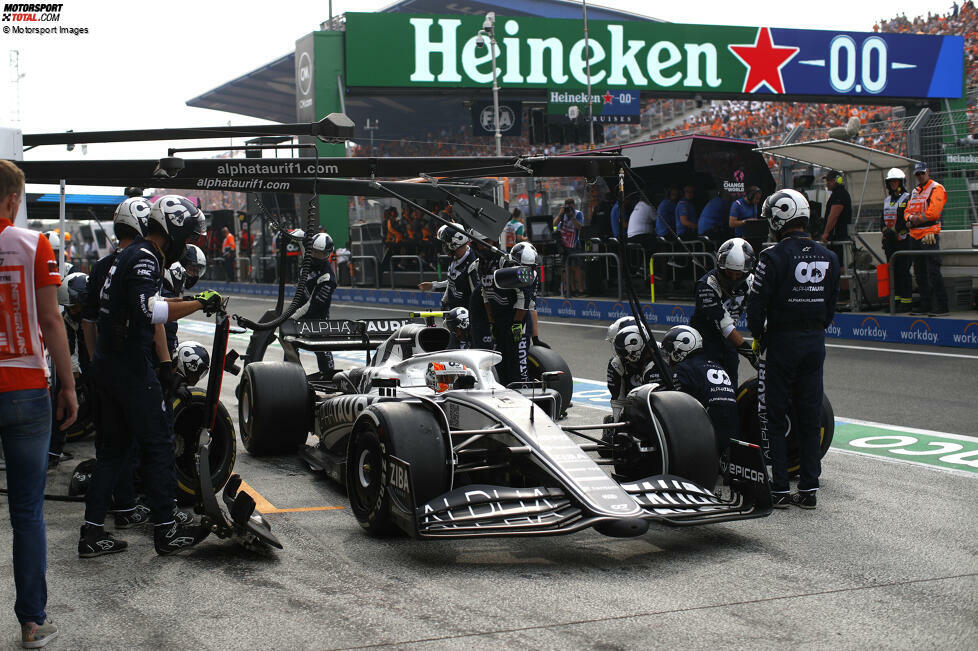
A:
238;480;345;514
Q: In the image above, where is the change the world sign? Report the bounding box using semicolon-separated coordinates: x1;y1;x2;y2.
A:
344;13;963;100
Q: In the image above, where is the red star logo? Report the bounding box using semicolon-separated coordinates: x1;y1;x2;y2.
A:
728;27;799;94
602;92;613;104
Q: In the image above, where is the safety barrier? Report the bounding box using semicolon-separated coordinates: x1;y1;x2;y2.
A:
389;255;424;289
351;255;379;289
648;250;718;299
887;248;978;314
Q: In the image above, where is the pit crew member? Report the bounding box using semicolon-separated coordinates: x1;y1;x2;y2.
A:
292;232;338;376
747;189;839;510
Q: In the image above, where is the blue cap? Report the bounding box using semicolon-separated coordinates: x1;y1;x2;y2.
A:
913;161;928;174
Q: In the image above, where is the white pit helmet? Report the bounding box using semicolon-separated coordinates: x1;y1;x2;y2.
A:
113;197;151;237
605;316;637;343
717;237;756;273
762;189;810;234
509;241;540;266
174;341;210;386
885;168;906;182
661;325;703;364
436;224;469;252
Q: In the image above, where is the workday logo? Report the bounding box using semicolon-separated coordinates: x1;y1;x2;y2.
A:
536;297;552;316
666;306;689;324
899;319;939;344
642;305;657;323
825;320;841;337
558;300;576;317
953;322;978;346
581;301;601;319
852;316;886;340
609;302;629;319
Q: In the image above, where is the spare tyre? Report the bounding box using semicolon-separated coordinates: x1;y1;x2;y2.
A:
736;377;834;476
171;387;236;506
239;361;311;456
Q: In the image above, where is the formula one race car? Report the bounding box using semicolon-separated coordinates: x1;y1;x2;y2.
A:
239;318;772;539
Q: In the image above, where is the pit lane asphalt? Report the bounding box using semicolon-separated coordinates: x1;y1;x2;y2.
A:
1;294;975;649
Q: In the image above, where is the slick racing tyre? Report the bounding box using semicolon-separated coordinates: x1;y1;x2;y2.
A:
171;387;236;506
239;361;311;456
617;386;718;488
527;345;573;417
736;377;835;476
346;402;450;536
62;379;95;442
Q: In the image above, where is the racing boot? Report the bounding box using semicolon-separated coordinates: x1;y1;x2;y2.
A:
172;504;193;525
113;504;151;529
771;491;791;509
154;521;210;556
78;524;128;558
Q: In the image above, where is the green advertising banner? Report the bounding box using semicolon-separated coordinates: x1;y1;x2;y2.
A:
343;12;963;99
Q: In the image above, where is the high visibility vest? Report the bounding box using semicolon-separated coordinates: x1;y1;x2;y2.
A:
906;179;945;240
882;192;909;241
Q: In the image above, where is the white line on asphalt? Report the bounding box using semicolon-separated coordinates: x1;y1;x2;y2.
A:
836;417;978;443
219;295;978;361
827;447;978;478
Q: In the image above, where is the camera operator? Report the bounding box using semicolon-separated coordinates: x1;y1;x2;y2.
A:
80;195;222;558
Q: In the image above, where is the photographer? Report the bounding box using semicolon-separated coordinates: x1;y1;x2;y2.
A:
552;198;584;296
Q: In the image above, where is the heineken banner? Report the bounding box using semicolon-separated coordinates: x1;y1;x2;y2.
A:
547;89;640;124
344;12;963;99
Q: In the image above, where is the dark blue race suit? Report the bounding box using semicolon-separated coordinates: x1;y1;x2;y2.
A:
674;354;739;457
294;261;338;374
85;239;179;526
689;269;752;388
478;253;535;386
746;231;839;496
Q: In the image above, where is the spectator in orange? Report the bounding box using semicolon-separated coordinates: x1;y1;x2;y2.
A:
221;226;235;281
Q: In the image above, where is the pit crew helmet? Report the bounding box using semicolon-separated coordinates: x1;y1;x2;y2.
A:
717;237;756;274
605;316;637;343
180;244;207;289
309;232;334;257
425;361;474;393
113;197;151;239
509;241;541;266
761;189;810;234
57;272;88;307
166;262;185;293
444;307;470;333
613;324;649;364
436;223;469;252
661;325;703;364
174;341;210;386
148;195;205;264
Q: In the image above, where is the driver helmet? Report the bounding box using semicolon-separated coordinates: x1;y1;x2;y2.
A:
761;189;810;235
661;325;703;364
174;341;210;386
57;271;88;307
113;197;151;240
436;223;469;253
605;316;637;343
613;324;649;365
425;361;473;393
180;244;207;289
509;241;541;266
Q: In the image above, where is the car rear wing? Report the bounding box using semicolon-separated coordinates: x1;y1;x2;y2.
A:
279;317;421;352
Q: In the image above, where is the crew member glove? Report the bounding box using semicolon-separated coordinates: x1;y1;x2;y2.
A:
511;322;524;345
737;340;759;369
194;290;224;315
157;360;177;395
751;338;762;357
922;233;937;245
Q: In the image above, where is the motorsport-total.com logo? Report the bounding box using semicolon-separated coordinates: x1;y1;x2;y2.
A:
2;3;62;21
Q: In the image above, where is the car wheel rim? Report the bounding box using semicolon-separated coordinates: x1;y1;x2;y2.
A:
358;448;374;489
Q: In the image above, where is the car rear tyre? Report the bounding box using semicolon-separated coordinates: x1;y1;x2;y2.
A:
618;386;719;488
527;345;573;416
346;402;450;536
736;377;835;476
171;387;236;506
239;361;311;456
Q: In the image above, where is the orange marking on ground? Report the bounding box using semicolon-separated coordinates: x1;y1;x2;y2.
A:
237;480;344;514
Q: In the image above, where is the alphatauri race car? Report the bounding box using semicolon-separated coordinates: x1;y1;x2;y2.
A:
239;318;772;538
